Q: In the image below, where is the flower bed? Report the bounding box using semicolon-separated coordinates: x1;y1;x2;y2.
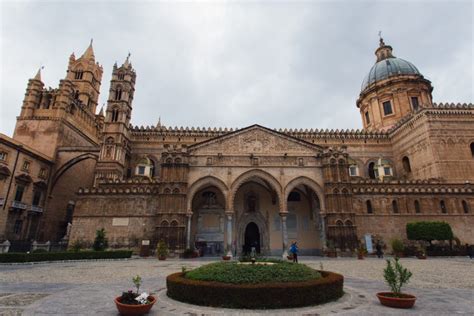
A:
0;250;133;263
167;263;343;309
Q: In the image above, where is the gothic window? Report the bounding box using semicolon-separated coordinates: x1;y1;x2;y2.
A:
365;111;370;124
414;200;421;213
164;188;171;194
411;97;419;110
114;88;122;101
288;191;301;202
366;200;373;214
368;162;376;179
166;158;172;164
336;220;344;227
75;70;83;80
43;94;52;109
202;191;217;206
349;165;358;176
111;108;119;122
392;200;399;213
160;220;169;227
345;220;353;226
74;90;79;100
173;188;180;194
175;158;182;164
440;200;447;214
14;185;25;202
382;101;393;116
462;200;470;214
65;202;75;223
118;73;125;80
149;159;156;177
402;156;411;173
470;143;474;157
21;161;30;172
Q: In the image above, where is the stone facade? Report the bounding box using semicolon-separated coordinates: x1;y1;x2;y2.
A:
0;39;473;256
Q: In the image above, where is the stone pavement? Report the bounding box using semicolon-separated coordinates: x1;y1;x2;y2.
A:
0;257;473;315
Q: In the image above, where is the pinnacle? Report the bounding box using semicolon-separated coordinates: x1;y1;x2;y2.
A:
33;66;44;81
81;39;95;60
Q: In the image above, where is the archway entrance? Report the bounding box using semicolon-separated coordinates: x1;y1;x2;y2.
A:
244;222;260;254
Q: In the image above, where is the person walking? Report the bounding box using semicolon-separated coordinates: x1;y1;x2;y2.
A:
290;241;299;263
466;243;473;259
375;242;384;258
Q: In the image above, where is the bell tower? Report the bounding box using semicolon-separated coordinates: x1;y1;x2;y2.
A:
95;54;136;183
65;40;103;114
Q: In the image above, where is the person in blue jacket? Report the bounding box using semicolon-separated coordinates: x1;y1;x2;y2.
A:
290;241;299;263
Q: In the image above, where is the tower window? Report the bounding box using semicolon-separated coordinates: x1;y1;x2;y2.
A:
365;111;370;124
111;108;119;122
75;70;83;80
462;200;469;214
349;165;358;176
414;200;421;213
470;143;474;157
411;97;419;110
382;101;393;116
118;73;125;80
366;200;373;214
440;200;447;214
115;88;122;101
368;162;376;179
402;156;411;173
392;200;399;213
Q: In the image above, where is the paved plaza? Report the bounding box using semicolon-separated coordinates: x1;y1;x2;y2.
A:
0;257;473;315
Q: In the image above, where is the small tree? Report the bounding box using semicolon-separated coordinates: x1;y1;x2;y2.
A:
383;258;413;297
406;221;453;245
156;240;169;258
92;228;109;251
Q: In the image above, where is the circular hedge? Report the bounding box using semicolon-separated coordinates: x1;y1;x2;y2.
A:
166;266;344;309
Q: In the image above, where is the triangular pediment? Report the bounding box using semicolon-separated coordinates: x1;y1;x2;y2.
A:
188;125;321;156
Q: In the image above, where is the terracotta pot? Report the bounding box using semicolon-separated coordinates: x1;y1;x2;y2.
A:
287;255;293;260
158;256;166;261
417;254;427;259
326;251;337;258
114;295;156;316
376;292;416;309
222;256;231;261
357;254;364;260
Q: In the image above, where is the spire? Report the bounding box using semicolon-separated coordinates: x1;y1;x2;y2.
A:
157;116;161;128
81;38;95;60
123;52;131;68
33;66;44;81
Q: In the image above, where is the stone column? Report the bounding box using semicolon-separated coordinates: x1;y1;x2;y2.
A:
280;213;289;258
320;212;327;251
226;213;233;257
186;213;192;249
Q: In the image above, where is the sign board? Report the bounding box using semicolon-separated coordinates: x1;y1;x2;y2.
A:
141;240;150;246
364;234;373;253
112;218;129;226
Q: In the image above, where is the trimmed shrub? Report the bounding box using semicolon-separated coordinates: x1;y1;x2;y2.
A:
406;221;454;244
92;228;109;251
0;250;132;263
166;270;344;309
390;238;404;254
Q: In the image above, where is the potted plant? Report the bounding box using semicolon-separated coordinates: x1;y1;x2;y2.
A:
416;244;427;259
287;253;293;260
357;245;368;260
376;258;416;309
156;240;168;260
114;275;156;316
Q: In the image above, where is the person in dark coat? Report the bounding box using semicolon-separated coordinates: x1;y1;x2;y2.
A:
375;242;384;258
466;244;474;259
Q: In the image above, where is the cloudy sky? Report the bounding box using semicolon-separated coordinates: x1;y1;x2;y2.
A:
0;0;472;135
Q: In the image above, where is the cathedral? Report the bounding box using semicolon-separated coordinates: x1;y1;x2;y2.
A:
0;38;473;256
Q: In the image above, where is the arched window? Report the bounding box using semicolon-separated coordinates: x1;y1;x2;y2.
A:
462;200;470;214
172;188;180;194
368;162;376;179
175;158;182;164
402;156;411;173
440;200;447;214
75;70;83;80
345;220;353;226
470;143;474;157
118;73;125;80
160;220;169;227
111;108;119;122
74;90;79;100
287;191;301;202
366;200;373;214
149;159;156;178
414;200;421;213
392;200;399;213
336;220;344;227
114;88;122;101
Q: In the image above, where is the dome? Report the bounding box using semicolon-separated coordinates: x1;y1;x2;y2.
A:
361;57;421;91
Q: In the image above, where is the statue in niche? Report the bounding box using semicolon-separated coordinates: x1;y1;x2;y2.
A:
202;191;218;208
105;145;113;158
246;192;258;212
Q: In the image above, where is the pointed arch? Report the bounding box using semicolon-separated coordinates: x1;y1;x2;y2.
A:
284;176;325;211
229;169;282;212
50;153;99;193
186;176;229;213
